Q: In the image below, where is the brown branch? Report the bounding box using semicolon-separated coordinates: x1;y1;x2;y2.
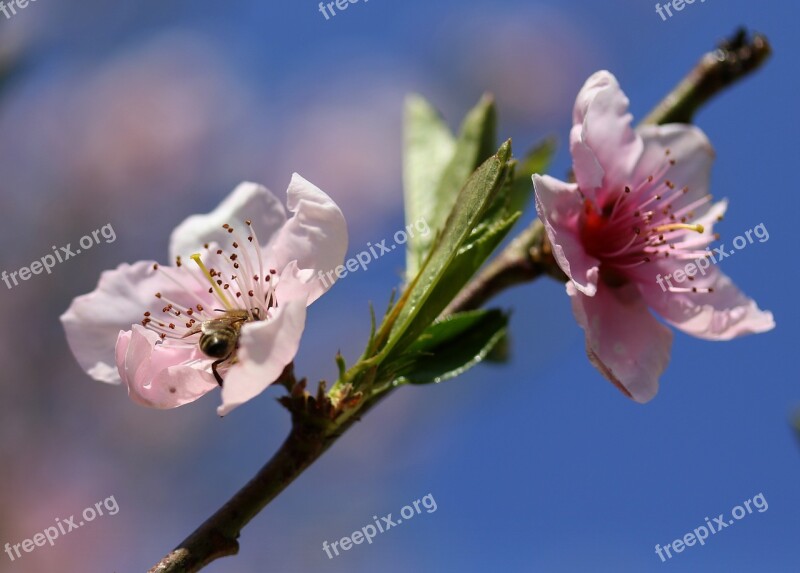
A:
444;219;564;315
146;27;771;573
148;426;322;572
642;28;771;125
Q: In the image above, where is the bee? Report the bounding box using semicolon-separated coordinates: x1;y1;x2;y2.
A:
184;309;251;385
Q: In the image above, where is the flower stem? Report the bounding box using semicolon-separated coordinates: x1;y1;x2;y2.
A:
146;27;771;573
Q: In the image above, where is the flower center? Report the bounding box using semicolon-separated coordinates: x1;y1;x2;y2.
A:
139;220;279;351
577;148;720;293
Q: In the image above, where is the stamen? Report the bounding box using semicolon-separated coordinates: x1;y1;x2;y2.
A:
190;253;235;310
652;223;705;234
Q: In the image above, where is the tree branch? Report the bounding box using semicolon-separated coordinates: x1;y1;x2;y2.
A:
146;27;771;573
642;28;771;125
148;426;324;573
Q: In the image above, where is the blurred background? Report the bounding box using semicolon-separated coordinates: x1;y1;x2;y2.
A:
0;0;797;571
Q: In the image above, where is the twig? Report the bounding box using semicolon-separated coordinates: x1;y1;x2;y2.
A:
642;28;771;125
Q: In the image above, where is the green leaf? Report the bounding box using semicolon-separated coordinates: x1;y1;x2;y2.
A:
484;332;510;363
427;210;521;309
403;95;456;274
383;141;513;359
395;309;509;385
403;94;497;278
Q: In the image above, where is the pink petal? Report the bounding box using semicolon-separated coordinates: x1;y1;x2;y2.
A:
569;139;604;200
60;261;204;384
218;299;308;416
568;282;673;403
169;181;288;261
118;326;218;409
634;123;715;212
115;330;132;387
269;173;348;303
533;174;600;296
641;267;775;341
570;71;643;199
627;200;729;286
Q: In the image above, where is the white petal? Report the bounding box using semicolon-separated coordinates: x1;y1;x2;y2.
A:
60;261;191;384
218;299;307;416
269;174;348;303
169;181;287;261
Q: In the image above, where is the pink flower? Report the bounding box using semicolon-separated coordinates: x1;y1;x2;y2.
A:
61;174;348;415
533;71;774;403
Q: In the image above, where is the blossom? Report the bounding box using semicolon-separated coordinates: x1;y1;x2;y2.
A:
61;174;348;415
532;71;774;402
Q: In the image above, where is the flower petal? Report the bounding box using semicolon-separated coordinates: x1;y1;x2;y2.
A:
269;173;348;303
274;260;317;306
641;266;775;341
60;261;200;384
568;282;673;403
169;181;288;261
218;299;307;416
570;71;643;199
119;325;218;408
533;174;600;296
634;123;715;212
